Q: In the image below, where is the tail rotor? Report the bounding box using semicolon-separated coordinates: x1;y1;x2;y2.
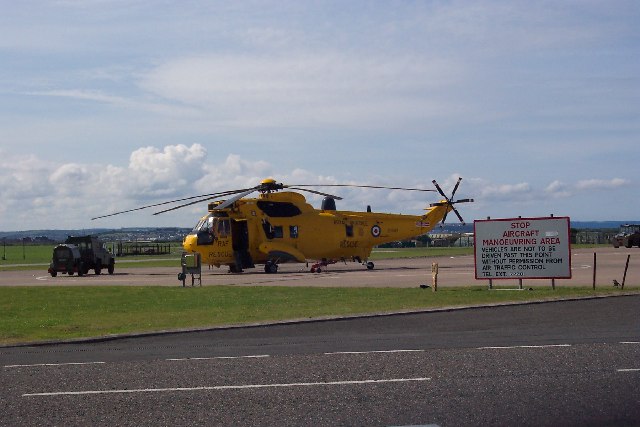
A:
430;177;474;226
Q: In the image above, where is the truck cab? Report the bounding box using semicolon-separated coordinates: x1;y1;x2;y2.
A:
64;235;115;274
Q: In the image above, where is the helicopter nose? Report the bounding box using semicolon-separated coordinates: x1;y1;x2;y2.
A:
183;234;198;252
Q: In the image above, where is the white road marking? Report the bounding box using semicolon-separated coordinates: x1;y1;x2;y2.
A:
477;344;572;350
620;341;640;345
325;349;424;355
22;377;432;397
167;355;270;361
617;368;640;372
5;361;106;368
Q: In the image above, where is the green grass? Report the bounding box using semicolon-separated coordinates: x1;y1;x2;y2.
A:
0;244;55;264
1;285;636;345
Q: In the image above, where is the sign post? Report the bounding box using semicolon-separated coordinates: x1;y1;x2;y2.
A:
474;217;571;286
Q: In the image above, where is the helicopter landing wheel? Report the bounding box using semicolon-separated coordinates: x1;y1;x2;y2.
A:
264;261;278;274
366;261;374;270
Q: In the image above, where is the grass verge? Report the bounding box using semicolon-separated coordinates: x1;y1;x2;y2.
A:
1;285;636;345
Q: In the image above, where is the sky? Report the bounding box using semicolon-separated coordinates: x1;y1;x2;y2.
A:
0;0;638;231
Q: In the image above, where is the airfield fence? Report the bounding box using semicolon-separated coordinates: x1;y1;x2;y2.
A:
115;241;172;257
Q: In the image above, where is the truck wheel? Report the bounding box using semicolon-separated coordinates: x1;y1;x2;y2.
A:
50;270;57;277
108;260;115;275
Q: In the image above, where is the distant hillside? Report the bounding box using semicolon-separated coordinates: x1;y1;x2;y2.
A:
0;228;190;243
570;221;637;229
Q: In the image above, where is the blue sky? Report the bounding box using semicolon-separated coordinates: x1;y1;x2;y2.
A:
1;1;638;231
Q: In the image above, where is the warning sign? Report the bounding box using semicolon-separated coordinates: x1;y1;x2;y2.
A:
474;217;571;280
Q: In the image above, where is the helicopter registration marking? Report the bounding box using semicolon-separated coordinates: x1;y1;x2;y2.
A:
334;220;369;226
340;240;359;248
210;250;233;258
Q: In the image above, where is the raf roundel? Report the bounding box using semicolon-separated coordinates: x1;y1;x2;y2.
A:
371;225;381;237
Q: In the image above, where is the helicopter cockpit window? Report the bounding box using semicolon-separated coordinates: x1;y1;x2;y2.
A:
192;216;210;233
194;215;216;245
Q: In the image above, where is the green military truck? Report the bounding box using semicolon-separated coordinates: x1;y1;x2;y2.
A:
48;235;115;277
611;224;640;248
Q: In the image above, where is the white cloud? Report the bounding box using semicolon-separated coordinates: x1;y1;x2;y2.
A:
575;178;630;191
545;180;571;198
0;144;637;230
49;164;91;196
127;144;207;191
137;53;465;128
26;89;200;118
0;152;53;200
468;178;532;201
545;178;630;198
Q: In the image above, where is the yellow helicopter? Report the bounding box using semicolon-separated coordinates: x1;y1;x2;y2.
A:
93;178;472;273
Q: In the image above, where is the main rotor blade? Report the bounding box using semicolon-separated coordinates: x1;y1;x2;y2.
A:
152;195;223;215
151;188;254;216
287;187;343;200
291;184;436;192
213;188;258;210
91;189;248;220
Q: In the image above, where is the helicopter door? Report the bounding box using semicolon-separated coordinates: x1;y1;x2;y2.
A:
231;220;254;269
